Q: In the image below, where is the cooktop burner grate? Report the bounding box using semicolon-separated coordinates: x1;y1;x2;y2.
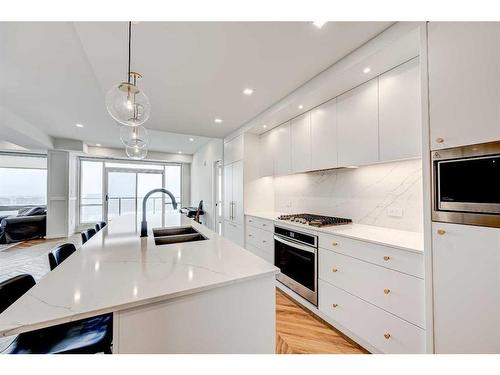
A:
277;213;352;227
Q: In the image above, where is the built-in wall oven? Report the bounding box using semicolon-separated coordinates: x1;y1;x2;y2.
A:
432;140;500;228
274;226;318;306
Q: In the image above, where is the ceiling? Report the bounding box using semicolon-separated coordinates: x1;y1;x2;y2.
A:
0;21;391;153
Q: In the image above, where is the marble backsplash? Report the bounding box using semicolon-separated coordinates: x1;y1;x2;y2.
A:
274;159;423;233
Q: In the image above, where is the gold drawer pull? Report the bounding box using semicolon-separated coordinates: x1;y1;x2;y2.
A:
332;241;338;246
332;303;338;308
383;256;390;261
249;219;253;222
248;234;253;237
435;137;444;144
262;240;267;243
437;229;446;235
384;333;391;340
262;224;267;227
384;288;391;295
332;268;338;273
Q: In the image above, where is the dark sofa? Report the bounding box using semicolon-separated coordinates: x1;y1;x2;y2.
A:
0;207;47;244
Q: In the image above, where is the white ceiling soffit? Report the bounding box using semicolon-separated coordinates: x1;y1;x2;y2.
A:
73;21;392;139
239;22;421;137
0;21;392;152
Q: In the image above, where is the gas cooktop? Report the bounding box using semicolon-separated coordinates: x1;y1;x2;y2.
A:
277;213;352;227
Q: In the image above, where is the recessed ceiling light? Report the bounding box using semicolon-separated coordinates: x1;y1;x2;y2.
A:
76;123;84;128
363;67;371;74
313;21;327;29
214;118;223;123
298;105;304;110
178;151;182;154
96;143;101;147
189;137;194;142
263;125;267;129
243;88;254;96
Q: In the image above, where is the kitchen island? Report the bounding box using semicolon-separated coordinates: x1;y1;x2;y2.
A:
0;213;279;353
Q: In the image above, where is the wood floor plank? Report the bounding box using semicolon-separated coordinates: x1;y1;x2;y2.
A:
275;289;368;354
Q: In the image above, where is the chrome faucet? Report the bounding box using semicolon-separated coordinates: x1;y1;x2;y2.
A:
140;188;178;237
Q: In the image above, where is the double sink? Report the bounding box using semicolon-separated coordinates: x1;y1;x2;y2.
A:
153;226;207;246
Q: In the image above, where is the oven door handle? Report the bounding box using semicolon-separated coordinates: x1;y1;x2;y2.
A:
274;235;316;254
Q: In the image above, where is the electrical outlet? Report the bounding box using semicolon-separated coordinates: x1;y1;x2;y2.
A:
387;206;404;218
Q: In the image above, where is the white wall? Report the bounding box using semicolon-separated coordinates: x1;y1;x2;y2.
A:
190;139;223;230
274;159;423;232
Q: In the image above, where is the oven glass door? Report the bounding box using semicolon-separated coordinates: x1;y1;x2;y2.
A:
274;235;316;291
438;154;500;213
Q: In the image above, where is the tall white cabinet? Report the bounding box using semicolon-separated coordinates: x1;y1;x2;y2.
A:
428;22;500;150
310;98;338;170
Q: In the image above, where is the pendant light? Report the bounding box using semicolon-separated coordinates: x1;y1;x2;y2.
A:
125;144;148;160
120;125;148;148
106;22;151;127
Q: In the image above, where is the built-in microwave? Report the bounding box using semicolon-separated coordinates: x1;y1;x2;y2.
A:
432;140;500;228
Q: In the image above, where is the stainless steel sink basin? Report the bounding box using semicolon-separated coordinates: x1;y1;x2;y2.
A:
153;226;207;246
153;226;198;237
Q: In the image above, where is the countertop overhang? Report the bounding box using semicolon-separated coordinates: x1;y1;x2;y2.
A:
0;213;278;337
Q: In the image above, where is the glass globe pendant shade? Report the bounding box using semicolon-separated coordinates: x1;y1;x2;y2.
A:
120;125;149;148
125;144;148;160
106;81;151;127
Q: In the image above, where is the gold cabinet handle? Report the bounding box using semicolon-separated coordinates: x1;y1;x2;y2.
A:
248;234;253;237
437;229;446;235
436;137;444;143
262;224;267;227
332;268;338;273
332;242;338;246
262;240;267;243
384;288;391;295
332;303;338;308
384;333;391;340
383;256;390;261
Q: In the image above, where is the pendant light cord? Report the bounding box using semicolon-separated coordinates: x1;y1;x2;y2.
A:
127;21;132;83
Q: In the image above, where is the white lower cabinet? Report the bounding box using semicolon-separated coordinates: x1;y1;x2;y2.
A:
319;249;424;328
432;222;500;353
224;221;244;247
319;280;425;354
245;215;274;263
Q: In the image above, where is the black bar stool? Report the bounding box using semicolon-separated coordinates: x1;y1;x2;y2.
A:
0;274;113;354
48;243;77;271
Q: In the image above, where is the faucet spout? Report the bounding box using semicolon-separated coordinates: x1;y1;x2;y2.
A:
140;188;178;237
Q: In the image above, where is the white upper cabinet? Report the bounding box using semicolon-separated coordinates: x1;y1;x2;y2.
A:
291;112;312;173
272;122;292;176
223;134;244;165
379;57;421;161
259;131;274;177
311;98;338;170
428;22;500;150
337;79;379;166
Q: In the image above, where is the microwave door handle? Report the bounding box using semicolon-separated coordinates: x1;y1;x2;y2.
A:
274;235;316;254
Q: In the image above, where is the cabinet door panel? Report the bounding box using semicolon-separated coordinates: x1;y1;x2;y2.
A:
272;122;292;176
259;131;274;177
311;99;338;170
223;164;233;221
379;58;421;161
337;79;379;166
432;222;500;353
291;112;311;173
231;160;244;225
428;22;500;149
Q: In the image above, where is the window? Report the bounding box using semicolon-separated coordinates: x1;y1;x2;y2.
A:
165;165;182;209
80;160;103;223
0;154;47;215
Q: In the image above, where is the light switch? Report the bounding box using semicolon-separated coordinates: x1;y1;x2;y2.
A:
387;206;403;218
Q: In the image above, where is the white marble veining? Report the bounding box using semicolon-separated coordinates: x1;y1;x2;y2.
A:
246;212;423;253
274;159;423;232
0;213;278;337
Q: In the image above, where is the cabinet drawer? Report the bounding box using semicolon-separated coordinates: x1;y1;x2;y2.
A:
246;216;274;232
246;225;273;252
319;249;424;327
245;243;274;264
319;280;425;353
318;232;423;278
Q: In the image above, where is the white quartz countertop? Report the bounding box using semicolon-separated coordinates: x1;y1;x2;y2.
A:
0;213;278;337
246;212;424;253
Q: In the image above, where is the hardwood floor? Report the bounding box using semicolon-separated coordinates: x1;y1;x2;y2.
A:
276;289;368;354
